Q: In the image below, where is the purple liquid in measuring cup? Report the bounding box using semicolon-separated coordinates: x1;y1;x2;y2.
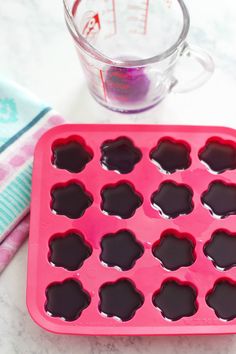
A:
105;66;150;103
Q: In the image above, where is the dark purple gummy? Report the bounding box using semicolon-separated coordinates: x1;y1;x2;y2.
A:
101;182;143;219
52;140;93;173
51;182;93;219
201;181;236;218
153;280;197;321
199;140;236;174
101;137;142;174
100;230;144;271
150;139;191;174
153;232;195;271
49;232;92;271
151;181;194;219
204;230;236;270
99;279;144;321
207;280;236;321
45;279;90;321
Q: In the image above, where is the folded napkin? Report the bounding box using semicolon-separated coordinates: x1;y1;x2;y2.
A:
0;215;29;273
0;79;65;272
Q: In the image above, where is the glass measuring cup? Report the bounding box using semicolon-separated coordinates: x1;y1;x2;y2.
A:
64;0;214;113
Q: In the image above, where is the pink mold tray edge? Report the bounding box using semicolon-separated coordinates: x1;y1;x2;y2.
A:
27;124;236;335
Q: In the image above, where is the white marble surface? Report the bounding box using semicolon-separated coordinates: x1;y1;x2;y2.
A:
1;0;236;353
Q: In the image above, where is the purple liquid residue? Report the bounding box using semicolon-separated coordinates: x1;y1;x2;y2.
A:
105;66;150;103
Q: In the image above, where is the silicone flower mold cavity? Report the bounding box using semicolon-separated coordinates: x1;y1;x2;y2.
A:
49;231;92;271
204;230;236;271
206;279;236;321
153;279;198;321
52;136;93;173
99;279;144;322
45;279;90;322
199;138;236;174
201;181;236;219
101;182;143;219
100;137;142;174
151;181;194;219
152;230;195;271
51;182;93;219
150;138;191;174
100;230;144;271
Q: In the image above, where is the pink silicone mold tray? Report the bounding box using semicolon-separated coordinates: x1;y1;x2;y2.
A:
27;124;236;335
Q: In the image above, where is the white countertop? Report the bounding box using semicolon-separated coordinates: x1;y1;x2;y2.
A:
1;0;236;353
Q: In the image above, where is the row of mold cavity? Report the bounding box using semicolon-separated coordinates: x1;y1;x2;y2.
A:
52;136;236;175
51;180;236;220
45;277;236;323
48;229;236;272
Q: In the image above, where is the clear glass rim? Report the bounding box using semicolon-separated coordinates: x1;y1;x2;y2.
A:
63;0;190;67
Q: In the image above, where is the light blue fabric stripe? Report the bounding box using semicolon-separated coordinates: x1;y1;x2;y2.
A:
0;199;19;218
15;174;31;194
5;188;26;210
0;79;50;152
7;184;29;205
0;207;13;223
10;183;29;204
0;210;10;235
0;163;32;236
0;107;51;153
0;80;51;240
1;187;25;215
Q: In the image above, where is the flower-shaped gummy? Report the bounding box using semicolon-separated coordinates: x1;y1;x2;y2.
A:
153;280;197;321
101;182;143;219
151;181;194;219
201;181;236;218
101;137;142;174
53;139;93;173
49;232;92;271
51;182;93;219
150;139;191;174
153;231;195;271
207;279;236;321
199;139;236;174
100;230;144;271
204;230;236;270
45;279;90;321
99;279;144;322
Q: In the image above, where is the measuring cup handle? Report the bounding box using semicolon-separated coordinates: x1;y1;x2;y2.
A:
171;43;215;93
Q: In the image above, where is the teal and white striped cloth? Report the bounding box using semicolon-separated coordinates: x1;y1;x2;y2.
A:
0;163;33;238
0;79;64;256
0;79;50;153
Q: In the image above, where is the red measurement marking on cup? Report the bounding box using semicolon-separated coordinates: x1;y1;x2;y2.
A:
144;0;149;34
102;0;117;37
82;13;101;38
79;53;107;101
127;1;150;35
72;0;81;17
112;0;117;34
99;70;108;102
